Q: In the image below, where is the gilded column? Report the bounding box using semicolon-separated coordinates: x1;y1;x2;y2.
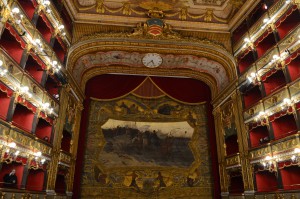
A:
66;102;83;195
213;107;229;195
46;85;69;196
235;90;255;196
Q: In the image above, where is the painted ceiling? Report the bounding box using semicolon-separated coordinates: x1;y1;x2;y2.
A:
67;0;248;31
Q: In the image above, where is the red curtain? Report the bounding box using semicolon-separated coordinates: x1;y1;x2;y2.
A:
17;0;36;20
0;162;24;189
271;114;297;140
243;85;262;109
132;78;164;98
151;76;211;103
85;74;145;99
35;118;52;142
287;55;300;81
0;91;11;120
53;37;66;62
238;50;255;74
36;15;52;43
0;28;24;64
276;6;299;39
255;31;276;58
255;171;278;192
26;169;44;191
249;126;269;147
262;70;286;95
280;165;300;190
12;104;35;133
25;55;45;84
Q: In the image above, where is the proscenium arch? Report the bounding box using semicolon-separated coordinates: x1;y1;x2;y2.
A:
67;37;237;98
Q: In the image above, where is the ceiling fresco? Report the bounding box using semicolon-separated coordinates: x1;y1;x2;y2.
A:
68;0;247;30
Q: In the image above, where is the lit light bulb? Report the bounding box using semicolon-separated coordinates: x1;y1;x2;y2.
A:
265;156;272;161
0;60;3;66
15;151;20;155
34;151;42;157
35;39;41;44
42;102;50;109
294;148;300;153
283;98;291;105
244;38;250;43
20;86;29;92
8;142;16;148
291;155;296;161
0;68;7;76
263;18;269;24
44;0;50;5
12;8;20;14
58;25;64;30
273;54;279;60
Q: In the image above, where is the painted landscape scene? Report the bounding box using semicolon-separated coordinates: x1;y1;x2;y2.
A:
100;119;195;168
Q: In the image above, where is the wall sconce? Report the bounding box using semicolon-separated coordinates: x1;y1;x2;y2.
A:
255;111;269;121
58;25;64;30
261;156;276;172
8;142;16;148
19;86;32;98
41;102;53;115
5;142;16;153
282;98;294;106
42;0;50;6
34;39;43;51
247;72;258;83
11;7;20;14
0;60;8;77
291;148;300;163
263;17;270;24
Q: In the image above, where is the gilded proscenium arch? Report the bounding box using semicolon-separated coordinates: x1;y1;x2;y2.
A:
67;39;236;96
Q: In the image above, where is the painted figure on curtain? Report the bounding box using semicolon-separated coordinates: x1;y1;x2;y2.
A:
101;119;194;167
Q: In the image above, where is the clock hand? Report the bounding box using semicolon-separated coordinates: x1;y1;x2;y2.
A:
147;60;155;66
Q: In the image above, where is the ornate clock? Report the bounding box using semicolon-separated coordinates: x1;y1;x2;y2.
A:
142;53;163;68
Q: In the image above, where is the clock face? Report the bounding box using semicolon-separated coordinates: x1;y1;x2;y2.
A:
142;53;163;68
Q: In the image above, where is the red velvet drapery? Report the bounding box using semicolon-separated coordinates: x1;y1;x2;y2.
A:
26;169;44;191
73;74;219;198
0;162;24;189
255;171;278;192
